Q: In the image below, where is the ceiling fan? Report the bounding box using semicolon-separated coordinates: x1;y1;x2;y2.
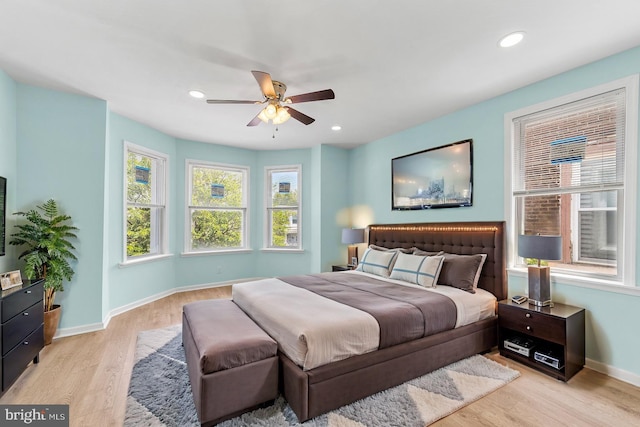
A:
206;71;335;127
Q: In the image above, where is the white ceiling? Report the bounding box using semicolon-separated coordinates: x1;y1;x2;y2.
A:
2;1;640;151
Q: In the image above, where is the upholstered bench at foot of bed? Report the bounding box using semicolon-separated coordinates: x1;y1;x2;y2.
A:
182;299;279;427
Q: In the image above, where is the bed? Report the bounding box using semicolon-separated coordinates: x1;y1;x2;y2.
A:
233;221;506;422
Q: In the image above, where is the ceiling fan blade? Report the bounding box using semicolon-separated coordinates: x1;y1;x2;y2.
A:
247;112;263;127
286;107;315;125
251;70;276;98
206;99;261;104
285;89;335;104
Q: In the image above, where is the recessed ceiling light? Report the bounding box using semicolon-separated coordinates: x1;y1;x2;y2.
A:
498;31;525;48
331;125;342;131
189;90;205;99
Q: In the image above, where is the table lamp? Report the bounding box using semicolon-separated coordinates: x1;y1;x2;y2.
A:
518;234;562;307
341;228;365;267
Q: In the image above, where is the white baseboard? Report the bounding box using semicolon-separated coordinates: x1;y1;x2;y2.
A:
586;358;640;388
54;322;105;339
53;277;263;341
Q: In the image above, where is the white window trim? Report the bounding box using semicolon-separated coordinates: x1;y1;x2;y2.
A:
184;159;250;254
504;74;638;288
263;164;302;251
122;141;170;265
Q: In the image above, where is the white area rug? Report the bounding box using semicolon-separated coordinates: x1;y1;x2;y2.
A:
124;325;519;426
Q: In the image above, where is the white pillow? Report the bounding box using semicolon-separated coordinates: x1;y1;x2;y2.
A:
390;253;444;288
355;248;398;277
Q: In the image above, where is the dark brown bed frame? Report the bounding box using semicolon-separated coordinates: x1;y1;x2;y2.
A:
280;221;507;422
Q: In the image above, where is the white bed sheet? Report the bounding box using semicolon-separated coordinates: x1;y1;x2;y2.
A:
343;270;497;328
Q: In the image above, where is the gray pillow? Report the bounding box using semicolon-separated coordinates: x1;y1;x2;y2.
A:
369;244;412;253
412;248;444;256
437;253;487;293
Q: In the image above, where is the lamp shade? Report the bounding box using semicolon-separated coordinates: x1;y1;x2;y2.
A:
341;228;365;245
518;235;562;261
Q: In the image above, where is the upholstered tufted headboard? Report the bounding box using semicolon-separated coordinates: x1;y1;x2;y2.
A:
367;221;507;301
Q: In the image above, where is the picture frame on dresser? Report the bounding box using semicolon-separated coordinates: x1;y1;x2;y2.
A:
0;270;22;290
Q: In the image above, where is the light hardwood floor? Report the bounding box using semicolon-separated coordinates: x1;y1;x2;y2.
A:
1;286;639;426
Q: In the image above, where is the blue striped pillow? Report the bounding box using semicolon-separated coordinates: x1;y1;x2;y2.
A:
390;253;444;287
355;248;398;277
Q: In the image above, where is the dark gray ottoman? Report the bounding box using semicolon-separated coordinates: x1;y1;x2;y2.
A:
182;299;278;426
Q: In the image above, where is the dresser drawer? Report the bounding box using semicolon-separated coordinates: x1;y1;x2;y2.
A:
1;281;44;323
499;303;566;344
2;301;44;356
2;325;43;390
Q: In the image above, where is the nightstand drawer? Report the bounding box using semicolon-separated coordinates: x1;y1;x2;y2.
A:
2;301;44;355
1;281;44;322
499;304;565;344
2;325;43;390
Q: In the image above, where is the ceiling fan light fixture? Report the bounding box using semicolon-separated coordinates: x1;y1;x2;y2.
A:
265;103;278;120
273;106;291;125
257;109;269;123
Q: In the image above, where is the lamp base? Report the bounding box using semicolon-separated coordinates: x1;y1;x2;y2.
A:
527;265;552;307
347;245;359;267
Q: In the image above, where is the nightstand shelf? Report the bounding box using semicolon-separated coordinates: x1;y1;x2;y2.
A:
498;300;585;381
331;265;354;272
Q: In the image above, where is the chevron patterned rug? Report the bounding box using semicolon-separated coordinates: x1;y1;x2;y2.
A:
124;324;519;427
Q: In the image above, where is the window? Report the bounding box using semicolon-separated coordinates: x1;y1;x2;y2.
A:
506;75;638;284
124;142;168;260
265;165;302;250
186;160;249;252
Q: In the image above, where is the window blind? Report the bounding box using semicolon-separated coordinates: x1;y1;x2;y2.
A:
513;88;626;196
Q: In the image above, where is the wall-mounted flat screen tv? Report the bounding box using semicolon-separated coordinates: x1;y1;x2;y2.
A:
392;139;473;210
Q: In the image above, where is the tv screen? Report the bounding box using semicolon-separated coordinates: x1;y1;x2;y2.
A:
392;139;473;210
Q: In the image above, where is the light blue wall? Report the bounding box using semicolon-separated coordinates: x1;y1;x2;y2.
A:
349;45;640;378
0;70;17;272
318;145;351;271
16;85;107;329
105;113;178;310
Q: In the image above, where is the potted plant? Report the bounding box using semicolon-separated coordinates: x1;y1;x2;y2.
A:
9;199;78;345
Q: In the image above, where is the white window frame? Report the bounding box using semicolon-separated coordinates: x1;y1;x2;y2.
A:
122;141;170;265
263;165;303;252
184;159;250;254
504;75;638;289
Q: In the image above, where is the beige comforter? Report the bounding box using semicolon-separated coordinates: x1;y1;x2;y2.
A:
233;278;380;370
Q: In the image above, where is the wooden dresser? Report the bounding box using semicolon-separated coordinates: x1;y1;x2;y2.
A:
0;279;44;394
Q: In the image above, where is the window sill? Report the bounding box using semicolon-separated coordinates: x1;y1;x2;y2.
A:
181;249;253;257
260;248;305;254
508;267;640;296
119;253;174;268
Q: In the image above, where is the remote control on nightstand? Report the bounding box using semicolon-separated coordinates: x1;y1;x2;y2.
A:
511;295;527;304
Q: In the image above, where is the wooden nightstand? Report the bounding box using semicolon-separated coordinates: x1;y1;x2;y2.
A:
331;265;354;272
498;300;585;381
